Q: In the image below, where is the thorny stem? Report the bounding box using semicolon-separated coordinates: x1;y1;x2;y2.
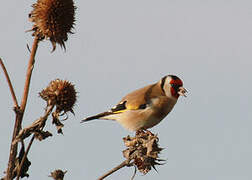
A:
0;58;19;108
97;160;133;180
16;105;54;180
6;37;39;180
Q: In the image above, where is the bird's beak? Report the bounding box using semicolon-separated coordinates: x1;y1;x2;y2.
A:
178;87;187;97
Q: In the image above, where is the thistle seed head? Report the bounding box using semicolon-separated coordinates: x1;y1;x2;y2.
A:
39;79;77;114
29;0;76;51
123;131;165;174
49;169;67;180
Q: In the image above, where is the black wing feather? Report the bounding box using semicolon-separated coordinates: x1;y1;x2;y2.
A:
81;101;127;123
111;101;127;112
81;111;114;122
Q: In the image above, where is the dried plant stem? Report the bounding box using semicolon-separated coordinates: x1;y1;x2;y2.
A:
130;166;137;180
0;58;19;108
15;104;54;180
20;36;39;112
16;135;35;180
98;160;133;180
6;37;39;180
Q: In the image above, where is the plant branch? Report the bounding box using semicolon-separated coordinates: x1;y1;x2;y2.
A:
97;160;133;180
13;105;54;145
16;135;35;180
130;166;137;180
0;58;19;108
6;36;39;180
20;36;39;112
15;104;54;180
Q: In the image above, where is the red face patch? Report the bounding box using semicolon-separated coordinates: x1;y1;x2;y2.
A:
170;78;183;98
170;79;183;86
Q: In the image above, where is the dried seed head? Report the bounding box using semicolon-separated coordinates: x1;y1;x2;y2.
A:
29;0;76;51
40;79;77;114
123;131;165;174
49;169;67;180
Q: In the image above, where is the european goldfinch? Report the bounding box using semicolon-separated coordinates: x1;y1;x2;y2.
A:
81;75;187;131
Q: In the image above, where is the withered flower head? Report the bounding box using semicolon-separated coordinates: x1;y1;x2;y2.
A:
49;169;67;180
39;79;77;114
123;131;165;174
29;0;76;51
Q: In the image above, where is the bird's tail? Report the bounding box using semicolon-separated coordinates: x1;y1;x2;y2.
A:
81;111;114;123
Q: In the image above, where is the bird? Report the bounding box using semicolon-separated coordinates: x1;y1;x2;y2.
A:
81;75;187;131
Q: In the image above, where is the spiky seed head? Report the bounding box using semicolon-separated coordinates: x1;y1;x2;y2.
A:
39;79;77;114
49;169;67;180
29;0;76;51
123;131;164;174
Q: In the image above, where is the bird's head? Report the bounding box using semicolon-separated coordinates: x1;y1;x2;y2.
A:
160;75;187;99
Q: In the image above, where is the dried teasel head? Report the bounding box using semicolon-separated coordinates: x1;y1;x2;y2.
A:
39;79;77;114
29;0;76;51
123;131;165;174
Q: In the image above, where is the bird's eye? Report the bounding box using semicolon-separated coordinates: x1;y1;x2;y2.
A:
171;83;177;88
171;83;180;91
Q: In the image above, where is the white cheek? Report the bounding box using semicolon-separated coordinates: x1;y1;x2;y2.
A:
163;86;171;97
162;77;172;97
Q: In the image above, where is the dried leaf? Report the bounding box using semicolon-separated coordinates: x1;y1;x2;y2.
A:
34;130;53;141
52;112;64;134
12;144;31;178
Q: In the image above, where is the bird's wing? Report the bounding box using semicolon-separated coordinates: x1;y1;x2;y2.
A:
82;83;167;122
112;83;164;113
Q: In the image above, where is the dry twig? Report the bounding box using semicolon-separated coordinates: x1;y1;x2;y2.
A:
14;105;54;180
98;160;133;180
16;135;34;180
6;36;39;179
13;105;54;145
0;58;19;108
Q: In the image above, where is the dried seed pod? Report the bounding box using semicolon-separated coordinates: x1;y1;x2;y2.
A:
39;79;77;114
29;0;76;51
122;131;165;174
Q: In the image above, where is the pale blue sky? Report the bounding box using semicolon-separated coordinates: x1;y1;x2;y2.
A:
1;0;252;179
